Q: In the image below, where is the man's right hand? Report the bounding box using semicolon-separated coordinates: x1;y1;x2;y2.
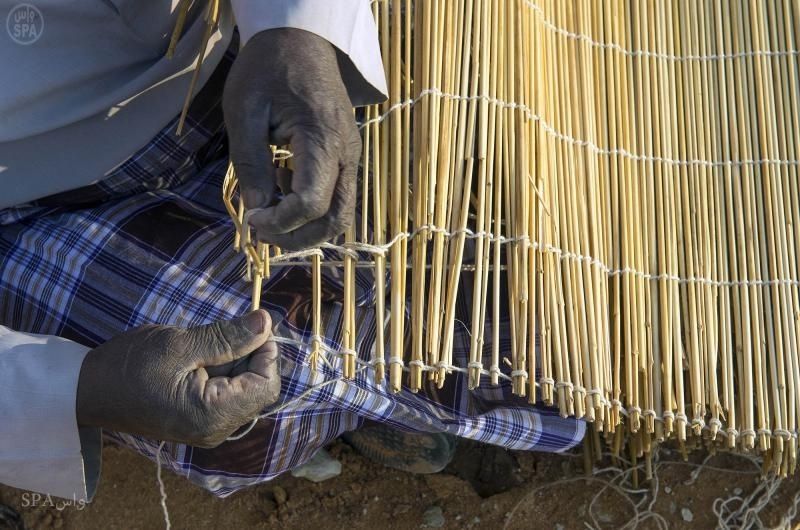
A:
223;28;362;251
76;310;280;448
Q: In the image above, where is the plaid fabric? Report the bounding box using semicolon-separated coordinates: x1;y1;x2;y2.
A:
0;50;584;496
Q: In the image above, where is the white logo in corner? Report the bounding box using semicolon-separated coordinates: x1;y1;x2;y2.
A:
7;3;43;45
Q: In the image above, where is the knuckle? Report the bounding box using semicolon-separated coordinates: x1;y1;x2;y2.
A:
329;211;352;236
299;196;329;220
316;222;347;248
265;383;281;405
206;321;234;354
348;129;363;154
307;219;342;247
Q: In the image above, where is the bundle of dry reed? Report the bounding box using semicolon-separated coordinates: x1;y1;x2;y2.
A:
214;0;800;475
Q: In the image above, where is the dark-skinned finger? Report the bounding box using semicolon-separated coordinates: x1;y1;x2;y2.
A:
276;167;293;195
187;310;271;367
245;336;280;378
205;356;251;378
255;154;358;250
207;336;278;378
224;98;277;209
204;371;281;416
256;129;360;249
246;130;341;235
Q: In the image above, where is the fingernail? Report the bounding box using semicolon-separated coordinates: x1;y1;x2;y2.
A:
241;310;265;335
242;188;267;209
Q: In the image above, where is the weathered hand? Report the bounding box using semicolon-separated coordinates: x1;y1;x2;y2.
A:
223;28;361;251
76;310;279;448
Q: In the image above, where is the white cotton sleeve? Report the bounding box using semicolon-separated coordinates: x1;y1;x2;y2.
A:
230;0;388;106
0;326;101;502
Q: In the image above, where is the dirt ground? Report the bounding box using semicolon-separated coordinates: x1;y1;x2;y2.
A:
2;437;800;530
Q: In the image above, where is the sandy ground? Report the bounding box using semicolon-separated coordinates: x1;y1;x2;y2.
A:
2;437;800;530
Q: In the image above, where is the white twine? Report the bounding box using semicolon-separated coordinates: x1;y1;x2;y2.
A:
757;428;773;439
226;417;259;441
272;148;293;161
268;247;325;263
407;359;427;368
773;428;793;442
359;86;800;170
320;241;360;260
740;429;757;440
522;0;800;62
234;220;800;290
155;441;171;530
340;347;358;359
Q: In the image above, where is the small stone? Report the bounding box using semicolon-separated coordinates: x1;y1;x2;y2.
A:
291;449;342;483
272;486;288;505
664;486;672;494
733;488;743;496
422;506;445;528
555;524;566;530
681;508;694;522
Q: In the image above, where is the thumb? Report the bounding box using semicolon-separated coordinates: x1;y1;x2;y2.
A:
188;310;272;367
212;358;281;418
